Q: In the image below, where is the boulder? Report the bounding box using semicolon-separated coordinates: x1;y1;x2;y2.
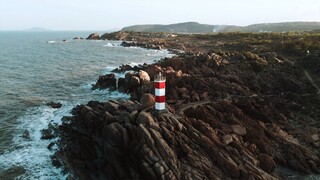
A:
47;101;62;109
305;134;320;143
136;111;155;125
140;93;155;109
92;74;116;90
230;125;246;136
311;134;320;142
73;36;83;40
118;78;127;93
139;70;150;82
41;129;55;140
223;134;234;145
258;154;275;173
144;65;162;80
130;76;140;88
86;33;100;40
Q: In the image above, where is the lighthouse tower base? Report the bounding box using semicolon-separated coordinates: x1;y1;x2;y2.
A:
153;107;169;117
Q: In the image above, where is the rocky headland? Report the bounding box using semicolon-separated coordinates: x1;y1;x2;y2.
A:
52;31;320;179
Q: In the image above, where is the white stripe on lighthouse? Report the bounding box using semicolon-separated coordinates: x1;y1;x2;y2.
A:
155;102;165;110
155;88;165;96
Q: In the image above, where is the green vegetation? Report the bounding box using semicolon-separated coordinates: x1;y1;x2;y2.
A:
192;31;320;56
121;21;320;34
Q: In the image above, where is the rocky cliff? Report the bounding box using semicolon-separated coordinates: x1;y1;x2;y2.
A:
53;45;320;179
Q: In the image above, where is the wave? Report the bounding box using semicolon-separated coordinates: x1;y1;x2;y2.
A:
0;103;71;179
0;39;175;179
104;43;116;47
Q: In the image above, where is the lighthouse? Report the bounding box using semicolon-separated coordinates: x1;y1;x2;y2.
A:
154;72;166;111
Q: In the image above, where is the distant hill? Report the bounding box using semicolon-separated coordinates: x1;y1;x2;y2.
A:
122;22;239;34
121;22;320;33
242;22;320;32
24;27;50;31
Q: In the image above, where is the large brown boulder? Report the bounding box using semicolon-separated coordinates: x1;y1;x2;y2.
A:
140;93;155;109
139;70;150;82
86;33;100;40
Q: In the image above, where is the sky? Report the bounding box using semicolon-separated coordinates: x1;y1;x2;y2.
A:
0;0;320;31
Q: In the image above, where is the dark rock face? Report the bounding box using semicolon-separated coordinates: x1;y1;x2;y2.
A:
73;36;83;40
41;123;58;140
92;74;116;90
47;101;62;109
57;98;320;179
112;64;142;73
121;41;164;50
86;33;100;40
100;32;130;40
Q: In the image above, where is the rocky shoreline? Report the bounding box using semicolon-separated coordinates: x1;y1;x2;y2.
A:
50;31;320;179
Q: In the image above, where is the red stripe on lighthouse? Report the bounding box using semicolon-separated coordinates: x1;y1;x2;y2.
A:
155;95;166;103
154;82;165;89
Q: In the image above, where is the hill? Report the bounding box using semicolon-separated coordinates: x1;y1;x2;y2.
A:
242;22;320;32
24;27;50;31
122;22;239;34
121;21;320;33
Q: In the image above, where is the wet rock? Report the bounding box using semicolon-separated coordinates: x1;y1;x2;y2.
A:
112;64;136;73
51;154;62;168
41;128;55;140
41;122;58;140
118;78;127;93
73;36;83;40
47;142;55;150
47;101;62;109
0;166;26;179
22;129;30;140
92;74;116;90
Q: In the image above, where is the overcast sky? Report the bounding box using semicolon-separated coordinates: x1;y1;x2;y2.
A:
1;0;319;30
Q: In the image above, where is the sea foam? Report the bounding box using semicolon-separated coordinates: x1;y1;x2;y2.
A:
0;103;71;179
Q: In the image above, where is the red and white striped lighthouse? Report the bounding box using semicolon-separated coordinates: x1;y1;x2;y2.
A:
154;72;166;111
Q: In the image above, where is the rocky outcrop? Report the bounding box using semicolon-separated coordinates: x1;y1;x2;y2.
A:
47;101;62;108
73;36;83;40
56;32;320;179
121;41;164;50
101;32;130;40
86;33;100;40
56;97;320;179
92;74;116;90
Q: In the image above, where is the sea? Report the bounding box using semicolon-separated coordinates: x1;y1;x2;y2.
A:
0;31;173;179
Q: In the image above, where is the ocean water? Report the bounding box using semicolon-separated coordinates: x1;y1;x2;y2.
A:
0;31;173;179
